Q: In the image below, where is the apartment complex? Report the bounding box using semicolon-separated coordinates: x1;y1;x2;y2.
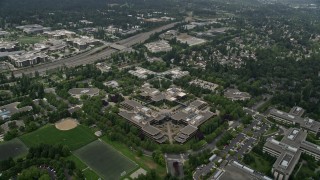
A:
263;128;320;180
268;106;320;135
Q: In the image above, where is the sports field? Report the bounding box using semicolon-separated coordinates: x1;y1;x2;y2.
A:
0;138;28;161
19;125;96;150
74;140;138;180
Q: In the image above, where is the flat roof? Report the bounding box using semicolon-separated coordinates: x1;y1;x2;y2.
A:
68;88;99;96
142;125;161;136
273;151;301;175
180;125;198;135
224;89;251;100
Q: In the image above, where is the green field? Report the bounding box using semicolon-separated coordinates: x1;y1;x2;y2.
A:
0;138;28;161
19;125;97;150
74;140;138;180
67;155;100;179
101;136;167;177
17;36;46;44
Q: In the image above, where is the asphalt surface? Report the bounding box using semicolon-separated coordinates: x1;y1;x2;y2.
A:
10;22;178;77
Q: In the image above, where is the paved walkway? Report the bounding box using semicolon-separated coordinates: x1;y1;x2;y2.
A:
166;122;173;144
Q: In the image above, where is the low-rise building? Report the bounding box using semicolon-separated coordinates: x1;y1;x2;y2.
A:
8;51;48;67
0;41;18;52
66;36;101;50
145;40;172;53
16;24;51;34
0;31;9;37
177;34;207;46
190;79;219;92
263;128;320;180
43;30;76;39
68;88;100;98
268;107;320;135
119;98;214;144
224;89;251;101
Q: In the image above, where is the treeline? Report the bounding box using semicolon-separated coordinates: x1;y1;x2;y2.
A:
0;144;83;180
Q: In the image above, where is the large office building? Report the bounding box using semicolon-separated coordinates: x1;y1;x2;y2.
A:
268;106;320;135
8;51;48;67
263;128;320;180
43;30;76;39
16;24;51;34
119;86;214;144
0;41;18;52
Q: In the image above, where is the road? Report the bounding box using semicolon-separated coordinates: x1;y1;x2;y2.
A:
10;22;178;77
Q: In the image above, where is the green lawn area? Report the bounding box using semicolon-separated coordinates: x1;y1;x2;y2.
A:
17;36;46;44
294;164;317;180
83;169;101;180
244;152;273;174
19;125;97;151
0;138;28;161
101;136;167;177
264;127;278;135
67;155;100;179
74;140;138;180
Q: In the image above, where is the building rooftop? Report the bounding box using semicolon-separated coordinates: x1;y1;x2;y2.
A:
68;88;99;96
8;51;48;63
177;34;206;46
224;89;251;101
145;40;172;53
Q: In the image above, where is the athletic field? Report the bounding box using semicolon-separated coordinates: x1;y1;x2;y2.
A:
19;125;96;150
0;138;28;161
74;140;138;180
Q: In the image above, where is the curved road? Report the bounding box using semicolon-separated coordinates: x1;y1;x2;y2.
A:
11;22;178;77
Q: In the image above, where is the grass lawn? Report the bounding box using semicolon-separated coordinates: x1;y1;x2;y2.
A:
245;152;273;174
74;140;138;180
83;169;101;180
101;136;167;178
0;138;28;161
19;125;97;151
264;128;278;135
294;164;317;180
17;36;46;44
67;155;100;179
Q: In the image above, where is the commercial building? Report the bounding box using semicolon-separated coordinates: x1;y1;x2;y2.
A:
119;100;167;143
8;51;48;67
66;36;101;50
145;40;172;53
139;84;186;102
263;128;320;180
68;88;100;98
16;24;51;34
128;67;156;79
190;79;219;92
224;89;251;101
220;161;273;180
0;41;18;52
177;34;207;46
268;107;320;135
119;93;214;144
43;30;76;39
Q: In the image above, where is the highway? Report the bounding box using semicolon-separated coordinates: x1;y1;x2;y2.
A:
10;22;178;77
